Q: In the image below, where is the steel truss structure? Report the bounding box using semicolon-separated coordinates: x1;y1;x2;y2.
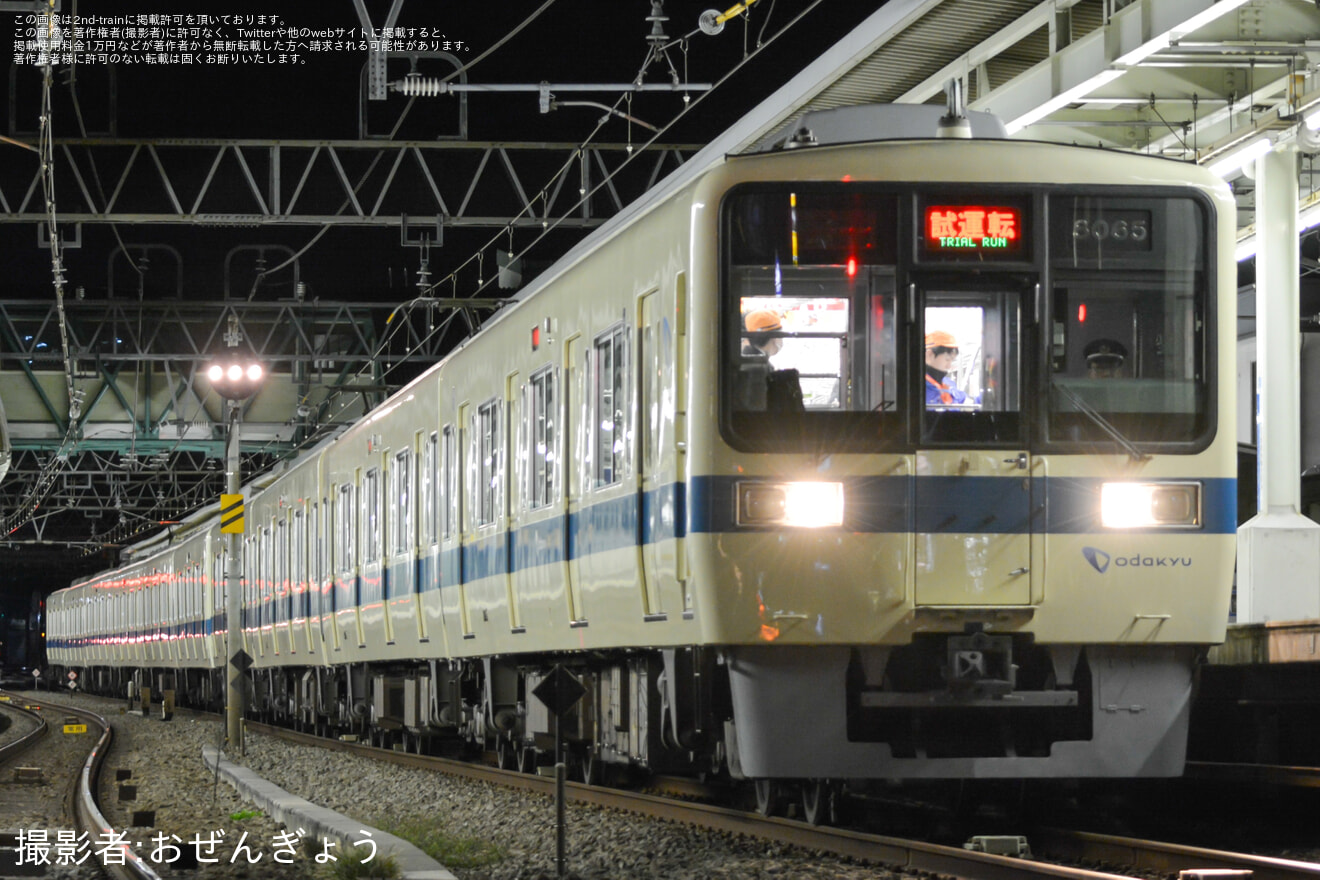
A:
0;138;696;228
0;296;503;552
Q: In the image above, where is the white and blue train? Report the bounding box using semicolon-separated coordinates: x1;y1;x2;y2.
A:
47;104;1237;820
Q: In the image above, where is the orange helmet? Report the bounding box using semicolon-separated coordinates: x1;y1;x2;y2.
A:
925;330;958;349
744;310;782;333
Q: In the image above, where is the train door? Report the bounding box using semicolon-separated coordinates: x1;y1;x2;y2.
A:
636;290;663;618
292;507;307;655
326;491;343;653
358;464;382;644
308;502;322;656
358;467;376;647
503;373;522;631
334;480;359;649
417;431;437;643
210;550;223;668
386;448;415;644
275;517;289;655
255;530;269;657
455;403;475;637
913;282;1034;606
439;424;464;639
562;335;586;624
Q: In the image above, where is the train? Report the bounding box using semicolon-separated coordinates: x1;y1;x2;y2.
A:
46;102;1237;822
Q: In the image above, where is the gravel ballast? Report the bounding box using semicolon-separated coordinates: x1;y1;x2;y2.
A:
7;689;900;879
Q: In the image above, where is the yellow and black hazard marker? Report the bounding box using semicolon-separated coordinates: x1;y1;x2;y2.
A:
220;493;244;534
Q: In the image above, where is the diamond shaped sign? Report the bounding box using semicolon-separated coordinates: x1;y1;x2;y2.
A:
532;665;586;717
230;650;253;673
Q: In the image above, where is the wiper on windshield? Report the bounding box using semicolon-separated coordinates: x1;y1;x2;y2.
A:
1052;382;1150;462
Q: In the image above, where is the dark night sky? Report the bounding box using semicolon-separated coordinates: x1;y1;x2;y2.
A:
5;0;884;299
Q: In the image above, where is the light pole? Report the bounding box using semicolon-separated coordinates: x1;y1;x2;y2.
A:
207;339;265;754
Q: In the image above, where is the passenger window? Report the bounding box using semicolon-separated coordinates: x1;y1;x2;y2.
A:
441;426;457;539
337;484;355;573
594;325;628;486
421;433;437;545
528;366;558;508
275;519;288;622
391;450;412;556
477;400;502;525
293;510;305;617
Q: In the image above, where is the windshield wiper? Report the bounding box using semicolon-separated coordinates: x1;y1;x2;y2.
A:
1052;382;1150;463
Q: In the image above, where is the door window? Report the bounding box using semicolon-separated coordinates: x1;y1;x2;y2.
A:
920;290;1024;445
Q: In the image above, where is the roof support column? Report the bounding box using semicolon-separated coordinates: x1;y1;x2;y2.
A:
1236;144;1320;623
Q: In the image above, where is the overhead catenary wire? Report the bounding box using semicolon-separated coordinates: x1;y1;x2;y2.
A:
245;0;563;298
71;0;823;549
277;0;827;458
5;5;84;537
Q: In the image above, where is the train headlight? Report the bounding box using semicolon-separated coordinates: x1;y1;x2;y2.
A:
1100;482;1201;528
737;481;844;528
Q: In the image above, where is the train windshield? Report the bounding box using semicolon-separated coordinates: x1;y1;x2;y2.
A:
1046;195;1210;447
723;189;903;451
720;187;1212;453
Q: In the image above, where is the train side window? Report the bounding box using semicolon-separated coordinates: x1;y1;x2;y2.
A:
390;450;412;556
528;366;558;509
276;519;289;625
594;324;629;487
212;553;222;625
421;433;438;546
441;426;458;539
363;468;381;564
309;502;321;618
476;399;502;526
293;509;306;619
337;483;355;573
261;527;273;629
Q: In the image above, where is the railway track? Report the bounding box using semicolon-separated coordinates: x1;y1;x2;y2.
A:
247;719;1320;880
1032;828;1320;880
0;692;161;880
1185;760;1320;789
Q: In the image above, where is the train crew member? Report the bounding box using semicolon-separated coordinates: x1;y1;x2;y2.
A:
739;310;784;410
743;309;784;359
924;330;975;407
1084;338;1127;379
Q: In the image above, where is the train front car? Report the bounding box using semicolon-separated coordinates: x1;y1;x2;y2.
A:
689;132;1236;782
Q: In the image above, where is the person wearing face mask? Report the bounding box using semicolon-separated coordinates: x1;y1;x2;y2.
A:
738;310;801;412
743;309;783;359
924;330;976;408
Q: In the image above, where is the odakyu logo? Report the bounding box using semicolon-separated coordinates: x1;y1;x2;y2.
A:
1082;547;1110;574
1082;546;1192;573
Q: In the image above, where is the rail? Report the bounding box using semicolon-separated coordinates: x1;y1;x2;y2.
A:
50;698;164;880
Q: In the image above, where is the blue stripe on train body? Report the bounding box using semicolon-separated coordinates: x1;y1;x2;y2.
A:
86;475;1235;646
435;475;1236;579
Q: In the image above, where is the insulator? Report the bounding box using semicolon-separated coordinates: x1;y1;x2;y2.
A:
390;77;447;97
647;0;669;45
699;9;725;35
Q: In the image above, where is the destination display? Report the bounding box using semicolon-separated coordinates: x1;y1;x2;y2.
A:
920;202;1027;260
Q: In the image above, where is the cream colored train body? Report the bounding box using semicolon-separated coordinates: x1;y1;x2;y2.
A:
48;111;1237;788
